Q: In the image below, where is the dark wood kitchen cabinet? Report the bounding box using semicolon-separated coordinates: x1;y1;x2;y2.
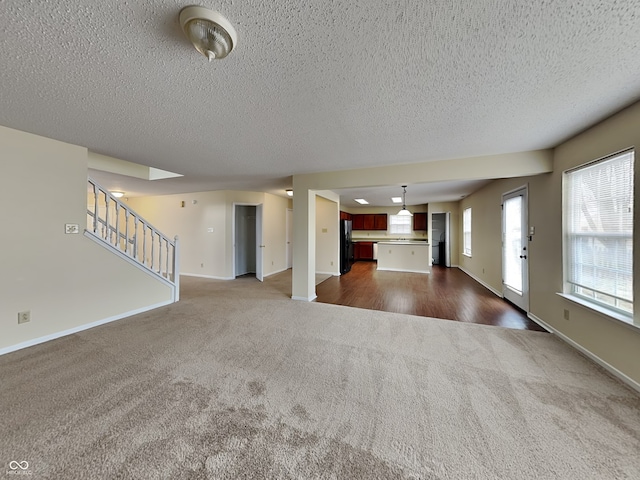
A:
355;241;374;260
340;211;352;221
352;214;364;230
352;213;388;231
413;212;427;230
363;214;375;230
374;214;387;230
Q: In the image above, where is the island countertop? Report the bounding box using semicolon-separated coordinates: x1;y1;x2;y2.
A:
377;242;430;273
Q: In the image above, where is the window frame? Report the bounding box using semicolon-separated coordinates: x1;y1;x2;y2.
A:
561;148;634;323
462;207;472;257
388;214;412;235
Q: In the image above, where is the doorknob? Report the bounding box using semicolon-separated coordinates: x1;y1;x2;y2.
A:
519;255;527;259
259;245;265;248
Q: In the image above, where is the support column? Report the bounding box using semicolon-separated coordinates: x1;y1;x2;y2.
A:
291;184;316;301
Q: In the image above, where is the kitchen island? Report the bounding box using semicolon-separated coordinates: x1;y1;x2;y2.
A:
377;241;430;273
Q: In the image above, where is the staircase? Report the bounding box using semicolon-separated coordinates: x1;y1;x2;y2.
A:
86;177;180;302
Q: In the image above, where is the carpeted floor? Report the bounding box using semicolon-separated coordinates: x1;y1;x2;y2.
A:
1;273;639;479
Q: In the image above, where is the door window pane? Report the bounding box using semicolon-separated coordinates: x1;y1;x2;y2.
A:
504;195;523;293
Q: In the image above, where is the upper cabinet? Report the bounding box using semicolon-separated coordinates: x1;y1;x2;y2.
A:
374;214;387;230
352;213;388;231
413;212;427;230
340;211;352;221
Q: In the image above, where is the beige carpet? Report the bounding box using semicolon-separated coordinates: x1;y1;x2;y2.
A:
1;273;639;479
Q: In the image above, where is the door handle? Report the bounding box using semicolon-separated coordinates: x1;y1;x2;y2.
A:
520;255;527;259
259;245;265;248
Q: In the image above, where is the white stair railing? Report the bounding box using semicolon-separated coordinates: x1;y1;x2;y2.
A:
86;177;180;301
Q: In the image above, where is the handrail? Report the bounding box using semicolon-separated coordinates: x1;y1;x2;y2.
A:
86;177;180;302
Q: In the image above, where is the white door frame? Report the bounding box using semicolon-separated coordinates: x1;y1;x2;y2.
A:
502;185;529;311
286;208;293;269
232;202;264;281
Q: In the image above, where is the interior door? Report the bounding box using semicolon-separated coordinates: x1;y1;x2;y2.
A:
256;204;264;282
444;212;451;267
286;208;293;269
502;187;529;310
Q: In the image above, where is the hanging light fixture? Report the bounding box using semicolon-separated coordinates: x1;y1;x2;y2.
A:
179;6;238;61
397;185;413;216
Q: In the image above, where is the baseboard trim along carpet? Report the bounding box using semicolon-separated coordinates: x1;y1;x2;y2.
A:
529;312;640;394
0;300;173;357
181;273;235;280
291;295;317;302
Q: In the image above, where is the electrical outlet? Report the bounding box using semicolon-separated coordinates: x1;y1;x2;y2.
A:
482;268;485;274
271;261;274;265
563;309;570;320
65;224;79;234
201;263;204;268
18;311;30;324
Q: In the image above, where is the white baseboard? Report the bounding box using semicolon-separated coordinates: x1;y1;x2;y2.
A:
181;272;235;280
316;271;339;276
457;266;503;298
292;295;317;302
264;267;290;278
528;313;640;394
0;300;173;357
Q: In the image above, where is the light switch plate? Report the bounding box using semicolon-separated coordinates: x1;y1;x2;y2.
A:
65;224;79;234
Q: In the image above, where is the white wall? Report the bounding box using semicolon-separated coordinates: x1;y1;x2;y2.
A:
127;190;290;280
0;126;173;352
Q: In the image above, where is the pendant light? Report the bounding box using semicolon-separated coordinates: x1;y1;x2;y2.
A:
397;185;413;216
179;6;238;61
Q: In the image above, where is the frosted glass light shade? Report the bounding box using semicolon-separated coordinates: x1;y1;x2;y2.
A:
180;6;238;61
397;208;413;216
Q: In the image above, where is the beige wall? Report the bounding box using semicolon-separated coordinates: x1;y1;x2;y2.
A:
127;190;290;280
459;101;640;385
0;126;173;352
316;196;340;275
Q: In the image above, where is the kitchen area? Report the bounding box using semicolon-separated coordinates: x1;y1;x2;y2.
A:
339;207;432;275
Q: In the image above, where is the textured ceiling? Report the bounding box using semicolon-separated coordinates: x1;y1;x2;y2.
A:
2;1;640;204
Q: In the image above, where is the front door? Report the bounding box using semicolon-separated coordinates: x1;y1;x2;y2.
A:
502;186;529;311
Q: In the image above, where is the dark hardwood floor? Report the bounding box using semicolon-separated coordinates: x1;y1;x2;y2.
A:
315;261;546;332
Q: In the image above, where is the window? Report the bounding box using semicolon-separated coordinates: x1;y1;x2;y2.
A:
389;214;412;235
564;149;634;316
463;207;472;256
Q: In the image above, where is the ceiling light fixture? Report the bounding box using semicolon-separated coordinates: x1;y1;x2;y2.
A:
286;189;293;197
111;191;124;198
354;198;369;205
179;6;238;62
397;186;413;216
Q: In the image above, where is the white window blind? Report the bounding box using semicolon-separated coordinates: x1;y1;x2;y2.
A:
564;149;634;315
389;214;412;235
463;208;472;256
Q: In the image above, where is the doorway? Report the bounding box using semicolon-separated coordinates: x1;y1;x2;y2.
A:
502;186;529;311
430;212;451;267
234;204;264;281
